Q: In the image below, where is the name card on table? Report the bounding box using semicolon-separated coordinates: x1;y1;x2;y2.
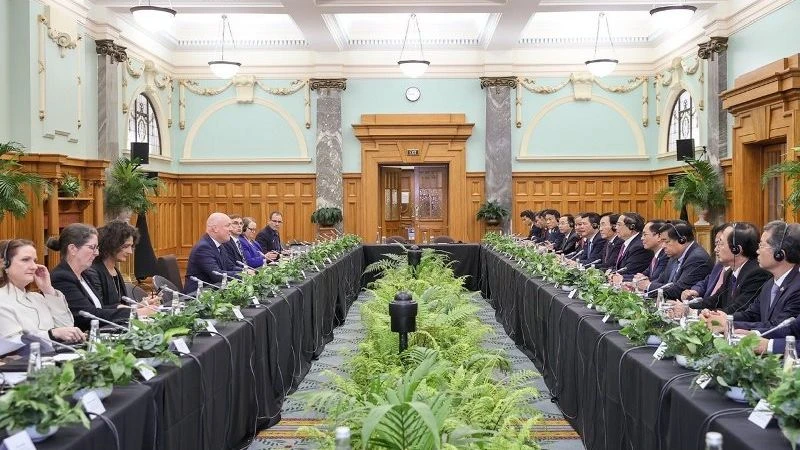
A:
136;362;156;381
695;374;712;389
602;314;611;323
653;342;668;360
748;399;775;429
206;320;218;334
568;289;578;299
81;390;106;416
172;338;190;355
251;296;261;306
233;306;244;320
3;431;36;450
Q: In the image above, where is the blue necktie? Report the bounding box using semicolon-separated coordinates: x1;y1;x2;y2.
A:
770;283;781;308
668;259;681;283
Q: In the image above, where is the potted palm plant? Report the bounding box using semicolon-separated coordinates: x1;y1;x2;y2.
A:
58;174;82;198
476;200;509;226
0;141;50;221
104;157;164;222
655;158;727;225
762;147;800;213
311;207;343;227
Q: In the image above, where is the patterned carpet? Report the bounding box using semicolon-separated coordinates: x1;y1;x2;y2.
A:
248;292;584;449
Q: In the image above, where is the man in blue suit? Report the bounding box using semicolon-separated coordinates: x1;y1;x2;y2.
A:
609;212;653;278
636;220;712;299
184;212;243;294
704;222;800;331
575;212;606;266
622;220;668;283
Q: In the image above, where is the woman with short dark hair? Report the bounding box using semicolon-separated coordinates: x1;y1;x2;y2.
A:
49;223;130;330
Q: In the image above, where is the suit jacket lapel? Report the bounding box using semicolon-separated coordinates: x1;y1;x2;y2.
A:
767;268;799;319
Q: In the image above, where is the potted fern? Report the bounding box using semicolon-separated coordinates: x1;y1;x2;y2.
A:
476;200;509;226
655;158;727;225
58;174;82;198
310;206;343;227
762;146;800;213
0;141;50;221
104;157;164;222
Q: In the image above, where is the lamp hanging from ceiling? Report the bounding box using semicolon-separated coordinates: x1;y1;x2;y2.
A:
650;2;697;29
585;12;618;78
208;15;241;79
130;0;176;33
397;13;430;78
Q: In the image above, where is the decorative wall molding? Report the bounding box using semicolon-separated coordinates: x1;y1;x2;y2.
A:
38;6;78;58
122;58;173;128
479;76;518;89
697;37;729;61
519;95;647;159
654;55;705;126
125;84;173;159
95;39;127;63
309;78;347;90
182;97;310;162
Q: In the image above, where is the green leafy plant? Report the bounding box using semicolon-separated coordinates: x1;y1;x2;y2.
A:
117;327;181;366
58;174;81;198
0;364;89;435
768;367;800;448
662;320;716;362
620;308;671;345
184;289;236;322
655;158;727;214
310;207;343;227
72;342;142;389
697;334;782;404
135;310;206;340
104;157;164;218
762;147;800;212
0;141;50;220
475;201;510;225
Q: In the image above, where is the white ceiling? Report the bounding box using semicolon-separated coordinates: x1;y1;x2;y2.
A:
80;0;782;75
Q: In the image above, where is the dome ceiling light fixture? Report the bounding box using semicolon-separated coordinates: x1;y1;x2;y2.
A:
130;0;176;33
650;2;697;29
397;13;430;78
585;12;618;78
208;14;241;79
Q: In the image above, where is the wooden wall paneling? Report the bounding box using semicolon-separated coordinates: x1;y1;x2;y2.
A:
343;173;362;238
466;173;485;242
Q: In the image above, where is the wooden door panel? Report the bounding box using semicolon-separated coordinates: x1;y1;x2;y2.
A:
415;166;448;242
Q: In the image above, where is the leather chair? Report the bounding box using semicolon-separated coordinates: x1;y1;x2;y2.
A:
156;255;183;292
432;236;455;244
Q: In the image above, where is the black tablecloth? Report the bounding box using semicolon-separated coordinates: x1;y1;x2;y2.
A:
481;246;792;450
362;244;481;291
11;246;364;450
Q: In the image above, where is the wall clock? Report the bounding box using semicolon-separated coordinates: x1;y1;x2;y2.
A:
405;86;421;102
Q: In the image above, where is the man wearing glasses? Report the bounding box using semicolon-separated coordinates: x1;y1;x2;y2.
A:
256;211;284;262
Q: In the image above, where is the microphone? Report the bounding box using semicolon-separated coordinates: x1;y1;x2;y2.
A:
210;271;228;287
162;287;198;301
643;282;674;296
77;311;128;331
21;331;81;354
587;258;602;269
760;318;796;338
237;260;256;271
190;276;220;290
609;266;628;276
121;296;158;313
686;297;704;305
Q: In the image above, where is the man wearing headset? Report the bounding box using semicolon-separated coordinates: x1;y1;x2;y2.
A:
671;222;770;315
570;212;606;265
636;220;712;299
597;212;623;269
704;221;800;331
608;212;653;279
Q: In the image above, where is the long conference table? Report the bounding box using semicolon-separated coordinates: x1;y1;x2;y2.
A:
5;244;792;449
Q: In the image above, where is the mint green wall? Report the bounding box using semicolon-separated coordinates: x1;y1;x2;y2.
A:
8;0;32;149
0;1;10;141
728;0;800;81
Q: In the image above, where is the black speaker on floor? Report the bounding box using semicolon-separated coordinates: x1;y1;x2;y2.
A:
676;139;694;161
130;142;149;165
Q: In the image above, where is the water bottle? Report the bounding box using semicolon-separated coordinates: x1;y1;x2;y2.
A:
705;431;723;450
88;319;100;352
656;289;665;310
334;426;351;450
27;342;42;374
128;306;138;330
726;314;735;344
422;229;429;244
784;336;797;373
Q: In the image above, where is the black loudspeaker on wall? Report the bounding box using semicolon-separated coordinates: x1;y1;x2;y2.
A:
130;142;149;165
676;138;694;161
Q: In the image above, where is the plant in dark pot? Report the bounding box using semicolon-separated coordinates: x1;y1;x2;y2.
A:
104;157;164;222
0;364;89;442
476;200;509;226
310;207;343;227
58;174;82;198
0;141;50;221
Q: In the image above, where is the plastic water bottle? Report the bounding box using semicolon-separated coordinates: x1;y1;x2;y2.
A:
88;319;100;352
656;289;665;310
726;314;735;344
784;336;797;373
334;426;351;450
27;342;42;374
705;431;723;450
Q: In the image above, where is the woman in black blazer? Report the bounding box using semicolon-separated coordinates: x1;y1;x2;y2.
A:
84;220;158;319
48;223;129;330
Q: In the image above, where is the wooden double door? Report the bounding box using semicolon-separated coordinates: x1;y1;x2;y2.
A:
380;165;448;242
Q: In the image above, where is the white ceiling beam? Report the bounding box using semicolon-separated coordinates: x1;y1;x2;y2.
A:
485;0;542;50
281;0;340;51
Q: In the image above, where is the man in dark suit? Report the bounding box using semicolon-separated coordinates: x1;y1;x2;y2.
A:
542;209;564;249
597;213;622;270
556;214;579;254
704;222;800;331
184;212;242;294
674;222;771;314
623;220;668;283
574;212;607;266
221;214;245;269
637;220;712;299
520;210;542;241
609;212;653;278
255;211;284;262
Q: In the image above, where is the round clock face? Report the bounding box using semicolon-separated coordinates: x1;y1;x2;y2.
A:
405;87;421;102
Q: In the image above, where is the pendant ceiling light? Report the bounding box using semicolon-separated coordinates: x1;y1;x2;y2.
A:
208;15;241;79
398;13;430;78
130;1;176;33
585;12;618;78
650;3;697;29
